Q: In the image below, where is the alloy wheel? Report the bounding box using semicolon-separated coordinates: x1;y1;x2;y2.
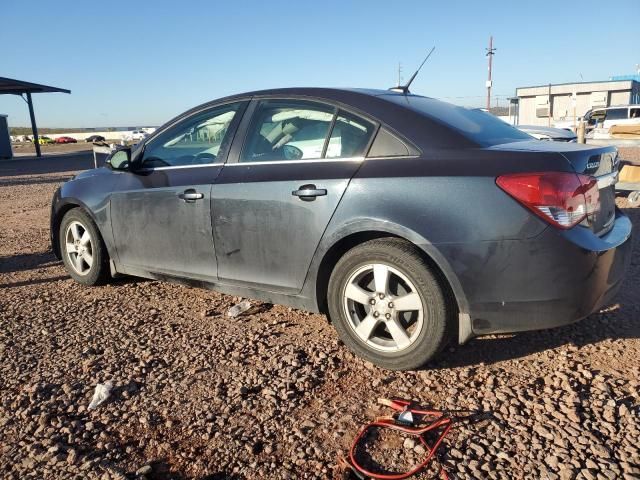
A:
65;220;94;276
342;263;424;352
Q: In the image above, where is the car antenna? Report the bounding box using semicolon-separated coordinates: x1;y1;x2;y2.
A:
389;46;436;94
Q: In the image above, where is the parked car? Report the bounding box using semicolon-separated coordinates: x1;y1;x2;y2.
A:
517;125;577;142
583;105;640;132
38;136;55;145
50;88;632;370
85;135;106;143
125;130;148;142
55;136;77;144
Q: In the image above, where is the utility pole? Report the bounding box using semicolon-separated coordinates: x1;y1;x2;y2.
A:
485;36;496;111
397;62;402;87
548;83;552;127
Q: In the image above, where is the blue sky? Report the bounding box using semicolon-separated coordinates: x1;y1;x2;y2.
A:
1;0;638;127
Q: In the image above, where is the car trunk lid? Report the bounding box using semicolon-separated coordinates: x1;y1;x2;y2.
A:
561;146;618;236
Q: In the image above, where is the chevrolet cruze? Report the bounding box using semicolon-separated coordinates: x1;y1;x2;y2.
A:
51;88;632;370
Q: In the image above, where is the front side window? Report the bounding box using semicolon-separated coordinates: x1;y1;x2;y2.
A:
589;110;606;126
325;111;375;158
142;102;243;168
241;100;335;162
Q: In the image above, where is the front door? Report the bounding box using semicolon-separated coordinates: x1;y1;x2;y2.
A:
110;101;247;280
212;99;377;293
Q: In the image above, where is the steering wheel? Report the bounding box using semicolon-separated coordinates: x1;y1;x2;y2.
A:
193;152;217;164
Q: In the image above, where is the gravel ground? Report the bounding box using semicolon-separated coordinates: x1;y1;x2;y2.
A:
618;147;640;162
0;157;639;480
11;142;94;157
618;147;640;163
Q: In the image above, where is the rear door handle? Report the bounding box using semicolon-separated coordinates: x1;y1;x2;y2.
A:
178;189;204;202
292;184;327;201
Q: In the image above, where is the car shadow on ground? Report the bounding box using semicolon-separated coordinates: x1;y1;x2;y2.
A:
0;250;149;287
117;458;240;480
0;174;75;188
0;250;59;274
429;306;639;370
199;474;241;480
0;152;94;177
0;275;69;289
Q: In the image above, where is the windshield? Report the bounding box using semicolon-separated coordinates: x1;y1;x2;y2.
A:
383;94;532;147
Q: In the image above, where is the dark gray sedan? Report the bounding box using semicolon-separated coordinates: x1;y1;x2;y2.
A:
50;88;632;370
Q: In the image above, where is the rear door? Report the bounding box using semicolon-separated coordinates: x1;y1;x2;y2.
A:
110;101;247;280
212;98;377;293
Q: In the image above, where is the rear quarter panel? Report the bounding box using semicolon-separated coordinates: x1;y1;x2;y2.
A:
302;148;575;313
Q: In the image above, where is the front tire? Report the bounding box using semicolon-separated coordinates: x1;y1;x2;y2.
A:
59;208;110;285
327;238;451;370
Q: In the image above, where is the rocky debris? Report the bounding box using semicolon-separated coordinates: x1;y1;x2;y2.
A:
0;162;639;479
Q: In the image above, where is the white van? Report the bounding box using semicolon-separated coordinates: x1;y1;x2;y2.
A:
584;105;640;131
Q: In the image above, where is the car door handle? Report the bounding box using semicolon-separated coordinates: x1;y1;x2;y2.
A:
178;189;204;202
292;184;327;201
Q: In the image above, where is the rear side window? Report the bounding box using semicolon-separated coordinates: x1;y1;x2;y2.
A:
241;101;376;162
383;94;531;147
325;111;375;158
605;108;628;120
367;128;412;157
241;100;334;162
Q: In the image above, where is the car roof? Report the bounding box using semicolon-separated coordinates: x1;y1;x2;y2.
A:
156;87;527;151
182;87;480;149
592;105;640;110
223;86;408;99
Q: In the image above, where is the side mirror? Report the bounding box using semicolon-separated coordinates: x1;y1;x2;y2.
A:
107;148;131;171
282;144;303;160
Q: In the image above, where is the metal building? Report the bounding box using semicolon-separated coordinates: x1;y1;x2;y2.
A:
513;79;640;127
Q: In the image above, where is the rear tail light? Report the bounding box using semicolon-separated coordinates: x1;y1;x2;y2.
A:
496;172;600;229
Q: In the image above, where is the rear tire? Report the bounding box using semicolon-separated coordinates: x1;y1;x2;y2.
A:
59;208;110;286
327;238;451;370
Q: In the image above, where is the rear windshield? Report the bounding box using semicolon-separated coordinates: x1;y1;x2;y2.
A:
383;94;532;147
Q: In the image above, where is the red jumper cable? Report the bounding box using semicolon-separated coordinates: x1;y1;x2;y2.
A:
343;398;454;480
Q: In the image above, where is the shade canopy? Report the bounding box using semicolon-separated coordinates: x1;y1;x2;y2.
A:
0;76;70;95
0;77;70;157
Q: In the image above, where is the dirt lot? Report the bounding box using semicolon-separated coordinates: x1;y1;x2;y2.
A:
618;146;640;163
11;142;95;157
0;155;639;480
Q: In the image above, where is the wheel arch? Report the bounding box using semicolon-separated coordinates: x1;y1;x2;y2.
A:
311;222;471;342
51;199;108;260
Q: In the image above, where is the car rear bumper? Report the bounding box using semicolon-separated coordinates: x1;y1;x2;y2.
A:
438;209;633;338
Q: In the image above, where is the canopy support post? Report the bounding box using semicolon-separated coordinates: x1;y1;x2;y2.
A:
26;92;41;157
